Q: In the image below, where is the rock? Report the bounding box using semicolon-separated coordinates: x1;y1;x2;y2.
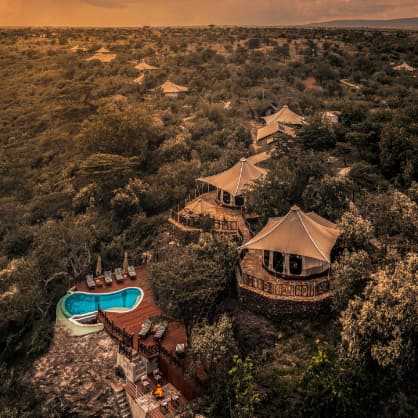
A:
29;324;121;417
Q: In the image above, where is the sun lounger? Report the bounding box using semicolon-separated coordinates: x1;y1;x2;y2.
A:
115;267;124;282
140;374;150;392
153;322;168;342
128;265;136;279
86;274;95;289
104;270;112;285
139;319;153;339
153;368;162;383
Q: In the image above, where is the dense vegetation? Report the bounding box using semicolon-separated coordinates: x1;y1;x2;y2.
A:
0;26;417;417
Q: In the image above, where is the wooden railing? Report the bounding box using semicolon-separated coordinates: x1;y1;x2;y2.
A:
170;209;239;233
97;307;133;347
236;266;331;299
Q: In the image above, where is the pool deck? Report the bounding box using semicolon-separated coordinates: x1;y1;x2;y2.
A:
74;265;187;354
74;266;199;400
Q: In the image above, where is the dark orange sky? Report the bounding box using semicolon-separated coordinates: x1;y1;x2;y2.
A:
0;0;417;26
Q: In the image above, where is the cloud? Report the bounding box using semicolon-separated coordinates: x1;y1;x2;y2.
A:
1;0;417;26
81;0;137;8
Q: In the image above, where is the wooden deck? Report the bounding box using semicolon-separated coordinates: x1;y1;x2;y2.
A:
238;251;334;301
75;266;201;400
75;266;187;353
168;191;252;243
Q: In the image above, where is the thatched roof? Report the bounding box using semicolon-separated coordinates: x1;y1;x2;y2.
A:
261;105;305;126
256;122;296;141
70;45;88;52
135;62;158;71
96;47;111;54
133;74;145;85
240;205;340;262
197;158;267;197
87;53;116;63
393;62;415;72
160;80;189;94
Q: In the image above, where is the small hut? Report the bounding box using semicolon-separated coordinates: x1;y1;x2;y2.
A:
159;80;189;98
393;62;415;72
135;61;158;71
197;158;267;208
133;74;145;85
87;47;116;63
261;105;306;126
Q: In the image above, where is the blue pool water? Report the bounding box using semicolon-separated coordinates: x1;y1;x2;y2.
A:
63;287;142;317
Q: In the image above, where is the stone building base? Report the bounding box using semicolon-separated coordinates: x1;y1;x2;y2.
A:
238;286;332;319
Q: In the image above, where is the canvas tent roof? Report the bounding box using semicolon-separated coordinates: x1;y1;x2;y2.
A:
184;196;216;215
135;62;158;71
256;122;296;141
197;158;267;197
261;105;305;126
160;80;189;94
240;205;340;262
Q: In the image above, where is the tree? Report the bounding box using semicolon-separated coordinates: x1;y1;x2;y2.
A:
246;151;329;220
301;350;366;418
338;209;374;251
78;104;156;162
300;123;336;151
110;178;148;221
340;254;418;378
302;174;353;220
150;234;236;344
229;356;260;418
32;216;94;280
332;250;371;310
192;314;237;375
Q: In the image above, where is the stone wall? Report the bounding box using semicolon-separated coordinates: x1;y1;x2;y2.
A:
238;286;332;319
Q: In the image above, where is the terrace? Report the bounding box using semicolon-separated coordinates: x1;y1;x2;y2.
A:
168;191;252;243
237;251;333;301
75;266;200;401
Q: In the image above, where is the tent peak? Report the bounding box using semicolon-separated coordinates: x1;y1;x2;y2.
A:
240;157;247;162
291;205;300;211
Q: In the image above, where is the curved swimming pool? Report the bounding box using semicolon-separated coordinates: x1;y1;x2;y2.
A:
63;287;143;317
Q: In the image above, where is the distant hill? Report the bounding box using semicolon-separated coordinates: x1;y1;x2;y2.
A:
307;17;418;30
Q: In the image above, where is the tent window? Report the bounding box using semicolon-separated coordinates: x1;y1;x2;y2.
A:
272;252;283;273
263;250;270;267
289;254;302;275
234;195;245;207
223;191;231;204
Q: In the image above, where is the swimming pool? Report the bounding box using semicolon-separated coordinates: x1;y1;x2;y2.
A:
63;287;143;318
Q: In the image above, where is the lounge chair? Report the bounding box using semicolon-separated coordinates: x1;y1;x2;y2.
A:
153;368;162;383
128;265;136;279
104;270;112;285
153;322;168;342
140;374;150;392
86;274;95;289
139;319;153;339
115;267;124;282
